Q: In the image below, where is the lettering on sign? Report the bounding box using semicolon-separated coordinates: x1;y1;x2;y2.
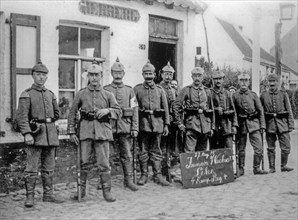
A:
180;149;234;189
79;0;140;22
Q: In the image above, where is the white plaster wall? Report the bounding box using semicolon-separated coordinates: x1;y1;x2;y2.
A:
0;0;200;143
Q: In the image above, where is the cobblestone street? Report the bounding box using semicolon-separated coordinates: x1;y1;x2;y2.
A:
1;127;297;220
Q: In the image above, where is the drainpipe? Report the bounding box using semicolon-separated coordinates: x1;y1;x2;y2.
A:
201;12;210;65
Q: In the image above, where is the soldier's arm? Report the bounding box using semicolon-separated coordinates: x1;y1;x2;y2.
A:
228;92;238;128
172;88;185;125
52;92;60;121
284;92;295;130
254;93;265;130
207;89;215;131
108;92;122;120
130;89;139;132
161;88;170;126
16;92;32;135
67;92;82;134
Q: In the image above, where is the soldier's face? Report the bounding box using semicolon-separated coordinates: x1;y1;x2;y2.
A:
171;80;178;90
268;79;278;90
239;79;249;89
88;72;102;86
192;73;203;86
161;71;173;83
142;71;155;83
213;77;224;88
111;70;125;83
32;71;48;86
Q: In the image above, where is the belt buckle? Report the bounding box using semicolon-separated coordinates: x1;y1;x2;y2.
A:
46;118;51;123
198;109;203;114
273;113;277;117
149;110;154;115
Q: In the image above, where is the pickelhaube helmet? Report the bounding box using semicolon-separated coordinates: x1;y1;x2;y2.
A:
191;67;204;75
87;60;103;73
211;70;225;79
142;60;155;72
238;72;250;80
111;57;124;72
267;73;279;81
32;60;49;74
162;61;175;73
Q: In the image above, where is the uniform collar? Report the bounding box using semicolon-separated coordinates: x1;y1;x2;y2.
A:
88;84;102;91
159;81;171;89
191;83;204;90
111;82;124;88
211;87;224;94
31;84;46;91
143;81;156;89
239;88;249;94
268;88;279;94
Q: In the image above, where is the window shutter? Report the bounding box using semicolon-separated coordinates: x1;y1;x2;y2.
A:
10;13;40;120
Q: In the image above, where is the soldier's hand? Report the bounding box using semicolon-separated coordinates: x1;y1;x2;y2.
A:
232;126;237;134
24;133;34;145
208;130;214;137
178;124;186;132
217;107;223;116
131;131;138;137
70;134;79;146
96;108;110;119
163;125;169;136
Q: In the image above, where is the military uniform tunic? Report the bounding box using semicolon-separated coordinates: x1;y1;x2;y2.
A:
67;84;122;140
210;88;238;149
104;82;138;134
17;84;60;146
173;84;214;152
260;89;294;155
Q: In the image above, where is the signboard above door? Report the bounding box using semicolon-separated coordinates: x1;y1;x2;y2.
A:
79;0;140;22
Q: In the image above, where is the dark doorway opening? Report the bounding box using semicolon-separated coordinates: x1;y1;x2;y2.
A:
149;41;176;84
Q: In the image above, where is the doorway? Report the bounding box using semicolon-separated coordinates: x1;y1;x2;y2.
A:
149;41;176;84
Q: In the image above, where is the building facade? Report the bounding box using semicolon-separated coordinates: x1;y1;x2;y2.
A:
0;0;207;144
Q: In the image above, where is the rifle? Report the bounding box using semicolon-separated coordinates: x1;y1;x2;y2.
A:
165;137;172;183
75;113;81;202
132;137;137;184
233;134;240;178
261;131;264;170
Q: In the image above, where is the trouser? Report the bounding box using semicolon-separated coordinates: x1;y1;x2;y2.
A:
80;139;111;174
24;145;56;174
238;130;263;169
138;132;163;171
266;132;291;155
113;133;134;177
209;130;233;150
185;129;208;153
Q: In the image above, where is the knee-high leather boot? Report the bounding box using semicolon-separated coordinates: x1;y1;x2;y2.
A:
253;155;268;175
122;161;138;191
137;159;148;186
267;150;276;173
152;160;170;186
24;174;37;208
71;170;88;200
101;173;116;202
281;153;294;172
41;171;64;203
238;152;245;176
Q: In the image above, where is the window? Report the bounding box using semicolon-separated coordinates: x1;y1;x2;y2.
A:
58;24;104;119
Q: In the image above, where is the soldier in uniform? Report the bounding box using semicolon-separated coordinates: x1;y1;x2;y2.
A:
134;60;170;186
172;67;214;152
210;70;238;149
103;58;139;191
159;62;177;166
260;73;294;173
17;60;64;208
67;61;122;202
232;73;268;176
